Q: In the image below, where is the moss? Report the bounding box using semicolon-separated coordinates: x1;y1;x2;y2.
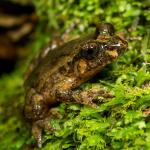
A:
0;0;150;149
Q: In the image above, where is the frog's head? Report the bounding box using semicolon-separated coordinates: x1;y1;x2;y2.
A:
75;23;128;76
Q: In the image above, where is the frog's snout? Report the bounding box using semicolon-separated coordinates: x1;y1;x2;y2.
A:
117;37;128;53
109;36;128;54
104;37;128;59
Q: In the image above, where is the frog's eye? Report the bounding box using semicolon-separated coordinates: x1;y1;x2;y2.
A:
81;42;99;59
96;23;115;36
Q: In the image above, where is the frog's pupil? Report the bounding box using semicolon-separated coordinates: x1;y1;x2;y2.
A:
81;47;97;59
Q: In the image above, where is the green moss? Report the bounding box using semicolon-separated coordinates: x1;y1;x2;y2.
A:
0;0;150;149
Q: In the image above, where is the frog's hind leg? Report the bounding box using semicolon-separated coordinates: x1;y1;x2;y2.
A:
31;117;54;148
24;88;52;147
31;121;42;148
31;107;63;148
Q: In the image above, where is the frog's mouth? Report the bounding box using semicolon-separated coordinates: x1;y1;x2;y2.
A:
105;49;119;58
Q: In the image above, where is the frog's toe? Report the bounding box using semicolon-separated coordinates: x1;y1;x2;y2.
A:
32;118;54;148
32;122;42;148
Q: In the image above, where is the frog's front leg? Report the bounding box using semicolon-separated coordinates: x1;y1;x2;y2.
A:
56;87;113;108
73;88;113;107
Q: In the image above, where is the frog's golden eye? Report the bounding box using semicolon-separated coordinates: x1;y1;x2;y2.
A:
81;42;99;59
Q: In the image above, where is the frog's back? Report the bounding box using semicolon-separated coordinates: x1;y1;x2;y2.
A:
25;34;95;89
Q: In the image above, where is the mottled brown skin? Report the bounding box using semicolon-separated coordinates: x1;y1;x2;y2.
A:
24;23;128;147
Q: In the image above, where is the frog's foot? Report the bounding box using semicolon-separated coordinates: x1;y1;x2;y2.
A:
56;88;113;108
32;118;53;148
32;121;42;148
31;109;62;148
72;88;113;108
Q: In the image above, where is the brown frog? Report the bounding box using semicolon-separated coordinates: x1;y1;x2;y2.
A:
24;23;128;147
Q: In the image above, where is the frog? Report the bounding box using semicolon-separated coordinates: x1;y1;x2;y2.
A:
24;23;128;147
